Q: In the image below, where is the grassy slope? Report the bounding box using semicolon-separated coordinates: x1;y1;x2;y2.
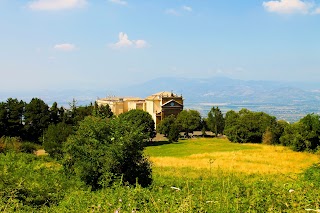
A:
146;138;319;177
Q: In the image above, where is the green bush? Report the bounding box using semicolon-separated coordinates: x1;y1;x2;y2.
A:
63;116;152;190
0;152;83;209
20;142;37;154
303;163;320;187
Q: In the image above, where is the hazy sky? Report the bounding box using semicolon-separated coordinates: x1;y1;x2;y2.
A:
1;0;320;91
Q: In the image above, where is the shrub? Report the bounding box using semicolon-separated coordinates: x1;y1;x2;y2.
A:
43;122;73;160
63;116;152;190
0;152;82;208
20;142;37;154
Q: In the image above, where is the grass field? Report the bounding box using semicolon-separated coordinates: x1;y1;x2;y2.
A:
146;138;319;178
3;137;320;212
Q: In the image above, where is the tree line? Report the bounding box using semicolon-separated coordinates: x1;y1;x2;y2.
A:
158;107;320;152
0;98;112;142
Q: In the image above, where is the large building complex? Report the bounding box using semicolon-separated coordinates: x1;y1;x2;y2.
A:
96;91;183;126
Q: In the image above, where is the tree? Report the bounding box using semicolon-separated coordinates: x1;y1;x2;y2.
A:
0;102;8;137
224;109;277;143
207;106;225;136
176;109;201;136
63;116;152;190
24;98;50;143
6;98;25;138
43;122;73;160
118;109;155;140
280;114;320;151
49;102;61;124
93;102;113;119
157;115;176;137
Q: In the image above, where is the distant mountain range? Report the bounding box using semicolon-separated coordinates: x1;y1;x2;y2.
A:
119;77;320;104
1;77;319;121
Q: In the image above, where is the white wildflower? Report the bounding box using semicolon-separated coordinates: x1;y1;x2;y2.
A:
170;186;181;191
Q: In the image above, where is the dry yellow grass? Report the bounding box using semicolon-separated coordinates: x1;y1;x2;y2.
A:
150;143;319;176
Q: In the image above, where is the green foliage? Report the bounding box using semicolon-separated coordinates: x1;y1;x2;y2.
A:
157;115;180;142
0;152;82;209
0;98;25;138
207;106;225;136
176;109;201;136
157;115;176;137
24;98;50;143
224;109;277;143
119;109;155;140
280;114;320;152
303;163;320;187
20;142;37;154
93;102;113;119
43;122;73;160
0;136;22;153
63;116;152;190
167;123;180;142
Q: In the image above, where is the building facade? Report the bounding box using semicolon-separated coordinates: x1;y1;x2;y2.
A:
96;91;183;127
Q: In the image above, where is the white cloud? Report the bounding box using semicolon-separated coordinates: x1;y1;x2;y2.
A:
111;32;148;49
109;0;127;6
263;0;313;14
165;8;180;16
182;5;192;12
313;7;320;14
54;43;76;51
28;0;87;11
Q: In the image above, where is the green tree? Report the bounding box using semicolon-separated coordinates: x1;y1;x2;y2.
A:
157;115;176;137
119;109;155;140
93;102;113;119
176;109;201;136
0;102;8;137
43;122;73;160
63;116;152;190
6;98;25;137
49;102;61;124
24;98;50;143
280;114;320;151
224;109;277;143
207;106;225;136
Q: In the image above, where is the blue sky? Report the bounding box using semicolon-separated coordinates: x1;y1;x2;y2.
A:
1;0;320;92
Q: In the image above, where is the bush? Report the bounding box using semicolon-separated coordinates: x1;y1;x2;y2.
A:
43;122;73;160
20;142;37;154
0;152;82;208
63;116;152;190
0;136;22;153
303;163;320;187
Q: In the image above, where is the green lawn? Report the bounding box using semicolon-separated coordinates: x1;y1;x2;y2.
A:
145;137;259;157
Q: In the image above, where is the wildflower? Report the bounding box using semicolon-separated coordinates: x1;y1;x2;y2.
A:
289;189;294;193
170;186;181;191
305;209;320;212
119;199;122;202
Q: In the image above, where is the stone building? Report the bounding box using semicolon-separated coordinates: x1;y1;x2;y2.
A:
96;91;183;127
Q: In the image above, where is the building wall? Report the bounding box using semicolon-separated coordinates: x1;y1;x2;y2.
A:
97;92;183;128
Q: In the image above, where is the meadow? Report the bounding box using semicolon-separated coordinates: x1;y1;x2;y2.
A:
2;137;320;212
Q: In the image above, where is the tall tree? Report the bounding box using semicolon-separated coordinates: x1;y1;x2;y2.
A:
0;102;8;137
50;102;61;124
207;106;225;136
93;102;113;119
24;98;50;143
119;109;156;140
6;98;25;137
176;109;201;136
43;122;73;160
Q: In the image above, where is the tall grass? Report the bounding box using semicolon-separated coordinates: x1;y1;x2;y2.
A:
2;137;320;212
